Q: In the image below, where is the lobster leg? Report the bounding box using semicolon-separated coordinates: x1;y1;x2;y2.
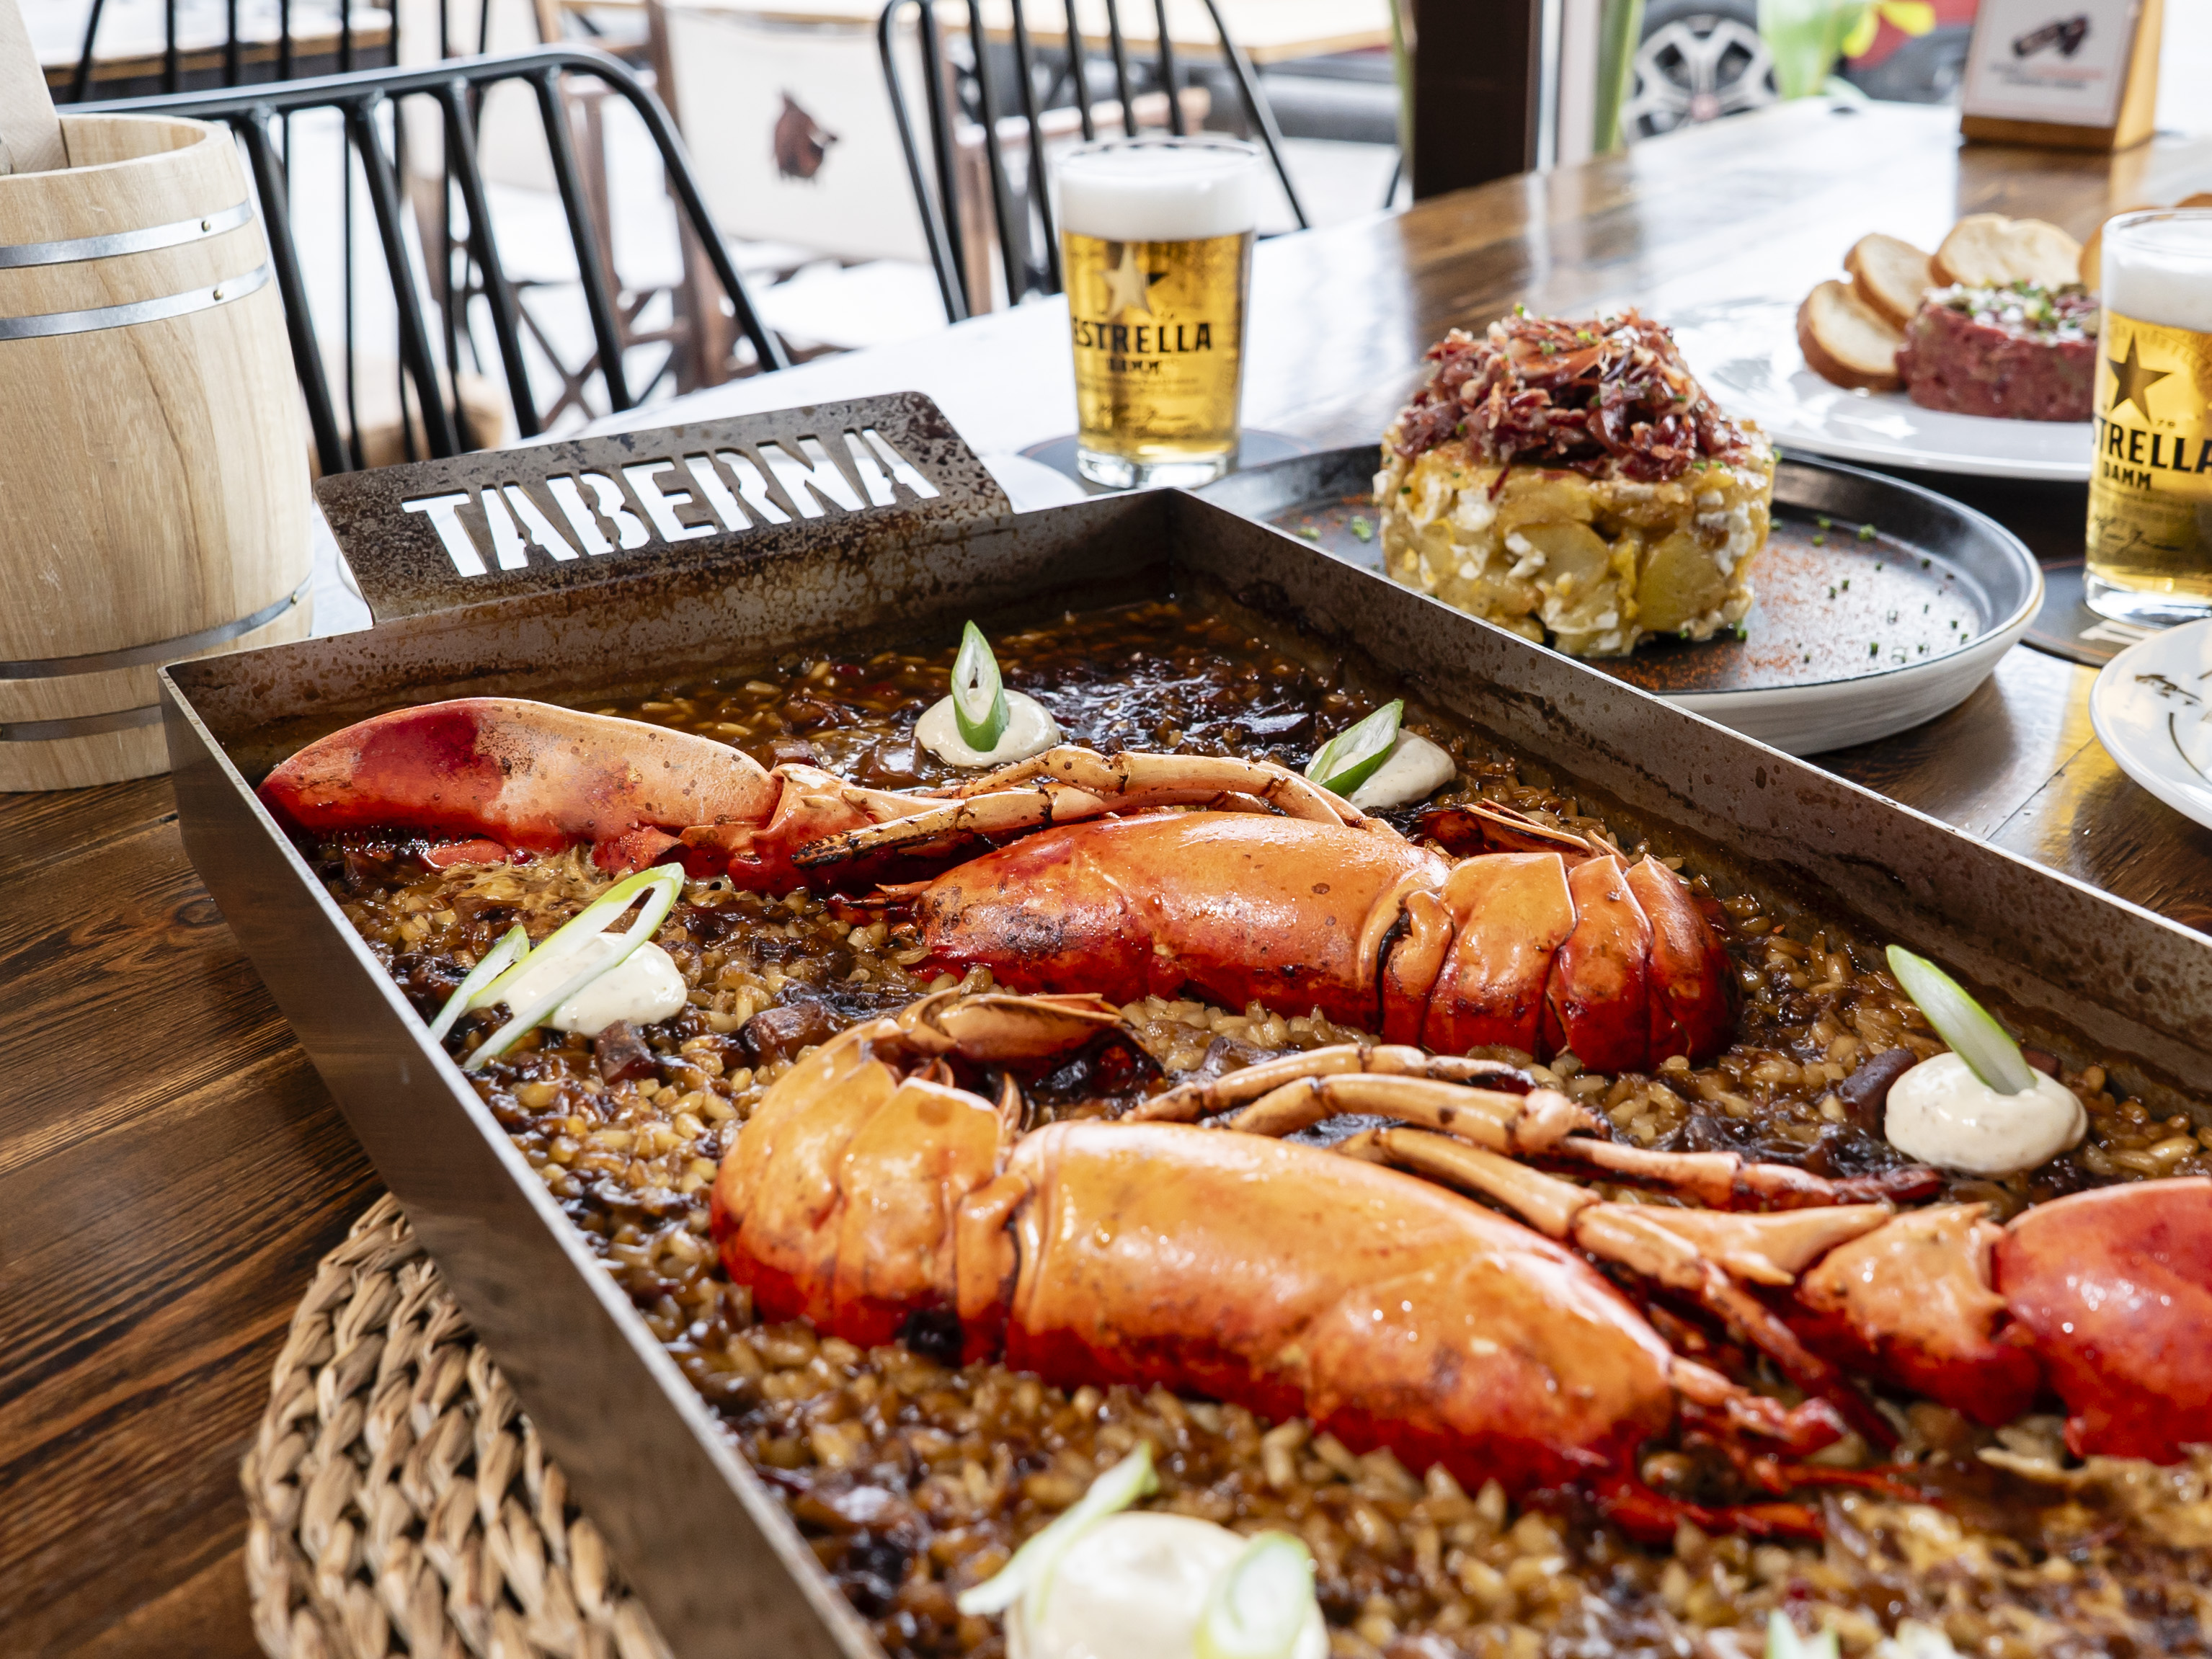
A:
792;748;1380;869
1142;1049;1939;1211
1132;1043;1540;1121
1220;1077;1599;1151
1335;1126;1898;1446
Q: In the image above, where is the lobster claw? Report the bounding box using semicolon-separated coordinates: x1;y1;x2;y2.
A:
1994;1177;2212;1462
258;698;778;868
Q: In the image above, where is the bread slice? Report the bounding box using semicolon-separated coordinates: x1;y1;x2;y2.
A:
1845;233;1934;329
1932;214;2083;290
2079;207;2145;289
2083;197;2212;288
1798;279;1904;391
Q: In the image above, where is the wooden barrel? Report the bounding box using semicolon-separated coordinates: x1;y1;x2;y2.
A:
0;113;312;792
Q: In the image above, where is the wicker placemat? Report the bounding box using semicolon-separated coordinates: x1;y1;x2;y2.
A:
242;1195;674;1659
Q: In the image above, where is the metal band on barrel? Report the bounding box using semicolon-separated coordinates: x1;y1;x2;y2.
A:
0;703;167;743
0;200;256;270
0;571;310;682
0;259;272;341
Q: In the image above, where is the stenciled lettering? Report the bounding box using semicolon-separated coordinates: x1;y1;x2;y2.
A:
683;454;750;530
545;472;649;554
401;491;485;577
492;484;579;565
712;450;791;524
623;461;717;543
760;437;865;520
857;427;941;500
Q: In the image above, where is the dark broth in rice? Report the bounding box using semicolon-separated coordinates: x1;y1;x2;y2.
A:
306;602;2212;1658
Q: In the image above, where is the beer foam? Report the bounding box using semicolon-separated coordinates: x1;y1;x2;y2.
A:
1056;138;1263;243
2104;211;2212;334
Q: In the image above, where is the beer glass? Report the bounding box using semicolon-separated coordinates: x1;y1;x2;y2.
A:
2087;209;2212;626
1057;135;1263;489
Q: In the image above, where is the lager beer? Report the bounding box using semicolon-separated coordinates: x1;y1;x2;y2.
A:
2087;210;2212;626
1058;136;1263;489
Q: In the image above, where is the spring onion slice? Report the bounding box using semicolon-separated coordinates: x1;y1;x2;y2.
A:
1195;1531;1318;1659
427;923;529;1042
955;1442;1157;1619
951;621;1010;752
1765;1610;1840;1659
1305;700;1403;799
1885;945;2036;1096
463;865;685;1070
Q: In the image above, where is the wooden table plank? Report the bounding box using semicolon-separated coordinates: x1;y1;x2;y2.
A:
9;97;2212;1655
0;778;378;1658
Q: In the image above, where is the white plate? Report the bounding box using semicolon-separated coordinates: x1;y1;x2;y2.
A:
2090;618;2212;829
1669;296;2095;484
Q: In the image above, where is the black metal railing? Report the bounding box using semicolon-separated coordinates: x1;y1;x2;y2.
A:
82;48;790;477
879;0;1306;321
61;0;411;103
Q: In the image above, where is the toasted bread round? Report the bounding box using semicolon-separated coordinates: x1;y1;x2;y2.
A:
2078;206;2149;290
1798;280;1904;392
1845;233;1934;329
1932;214;2083;290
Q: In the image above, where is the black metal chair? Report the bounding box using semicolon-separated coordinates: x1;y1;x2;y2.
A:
57;0;405;103
877;0;1307;321
81;47;790;477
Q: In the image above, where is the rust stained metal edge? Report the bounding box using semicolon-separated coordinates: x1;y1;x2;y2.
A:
317;391;1010;625
161;485;2212;1659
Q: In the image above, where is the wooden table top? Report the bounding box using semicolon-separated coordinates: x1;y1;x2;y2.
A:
574;0;1391;64
8;99;2212;1656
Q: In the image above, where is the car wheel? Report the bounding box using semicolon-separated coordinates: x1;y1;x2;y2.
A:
1623;0;1778;141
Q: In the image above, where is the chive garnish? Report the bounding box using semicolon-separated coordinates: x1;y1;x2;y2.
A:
951;621;1010;752
465;866;685;1069
428;923;529;1041
1306;700;1403;798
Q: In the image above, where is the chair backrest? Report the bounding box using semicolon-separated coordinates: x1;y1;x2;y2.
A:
52;0;411;104
79;46;789;476
878;0;1307;322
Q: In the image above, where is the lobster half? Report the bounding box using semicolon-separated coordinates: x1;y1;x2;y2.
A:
258;698;1733;1069
714;992;2212;1542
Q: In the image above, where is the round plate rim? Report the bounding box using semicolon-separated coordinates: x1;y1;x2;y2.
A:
2089;618;2212;832
1671;452;2043;702
1669;295;2095;484
1214;444;2044;705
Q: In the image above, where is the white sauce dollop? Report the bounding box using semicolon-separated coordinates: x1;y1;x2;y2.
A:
1007;1513;1327;1659
1883;1051;2087;1175
493;935;688;1036
1345;731;1457;812
915;690;1062;768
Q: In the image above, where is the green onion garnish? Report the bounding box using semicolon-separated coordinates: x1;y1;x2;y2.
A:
464;865;685;1070
1764;1611;1839;1659
427;923;529;1041
1885;945;2036;1095
956;1443;1157;1619
1305;700;1403;799
1196;1531;1319;1659
951;621;1010;752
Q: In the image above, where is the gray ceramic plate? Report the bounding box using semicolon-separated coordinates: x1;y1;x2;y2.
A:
1197;447;2042;757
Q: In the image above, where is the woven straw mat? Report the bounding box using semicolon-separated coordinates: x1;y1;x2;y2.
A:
242;1194;675;1659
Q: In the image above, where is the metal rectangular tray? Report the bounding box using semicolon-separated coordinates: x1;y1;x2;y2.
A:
163;484;2212;1659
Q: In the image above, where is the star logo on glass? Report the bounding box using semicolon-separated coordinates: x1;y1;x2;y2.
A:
1103;243;1164;316
2106;333;2172;419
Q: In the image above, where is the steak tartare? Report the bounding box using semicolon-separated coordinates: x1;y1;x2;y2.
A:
1896;283;2099;422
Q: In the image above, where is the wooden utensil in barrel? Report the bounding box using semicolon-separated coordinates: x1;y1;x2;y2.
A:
0;0;66;175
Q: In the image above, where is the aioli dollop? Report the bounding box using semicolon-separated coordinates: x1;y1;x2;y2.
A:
1345;731;1457;812
1007;1513;1327;1659
493;935;688;1036
915;690;1062;768
1883;1051;2086;1175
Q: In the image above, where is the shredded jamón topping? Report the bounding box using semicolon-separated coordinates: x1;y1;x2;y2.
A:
1390;309;1754;484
